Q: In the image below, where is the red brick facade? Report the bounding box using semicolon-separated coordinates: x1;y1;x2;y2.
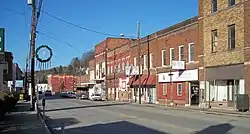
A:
47;74;77;93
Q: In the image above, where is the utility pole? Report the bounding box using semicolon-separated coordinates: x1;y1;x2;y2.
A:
105;39;108;100
113;49;116;101
25;52;29;101
29;0;37;111
29;0;43;111
137;22;141;104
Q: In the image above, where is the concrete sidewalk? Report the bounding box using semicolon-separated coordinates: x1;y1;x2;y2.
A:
130;102;250;118
0;101;44;134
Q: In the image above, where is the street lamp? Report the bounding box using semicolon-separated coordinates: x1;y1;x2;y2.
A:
168;68;174;106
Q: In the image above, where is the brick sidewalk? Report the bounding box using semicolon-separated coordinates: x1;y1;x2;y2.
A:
0;101;44;134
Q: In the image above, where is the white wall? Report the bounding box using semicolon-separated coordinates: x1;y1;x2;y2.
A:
239;79;245;94
90;70;95;80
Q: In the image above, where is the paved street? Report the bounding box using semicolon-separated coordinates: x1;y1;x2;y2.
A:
43;97;250;134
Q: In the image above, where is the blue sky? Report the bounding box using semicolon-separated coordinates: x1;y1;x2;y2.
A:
0;0;198;70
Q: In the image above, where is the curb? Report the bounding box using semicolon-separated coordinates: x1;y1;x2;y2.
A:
129;103;250;118
37;109;52;134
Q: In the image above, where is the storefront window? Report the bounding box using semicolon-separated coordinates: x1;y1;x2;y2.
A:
177;83;182;96
207;80;228;102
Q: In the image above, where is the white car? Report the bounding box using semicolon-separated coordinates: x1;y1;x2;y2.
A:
90;94;106;101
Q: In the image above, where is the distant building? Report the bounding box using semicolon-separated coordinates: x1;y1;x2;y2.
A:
47;74;77;93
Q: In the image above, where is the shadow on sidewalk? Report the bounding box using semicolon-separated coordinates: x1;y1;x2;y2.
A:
192;123;234;134
0;102;43;134
45;102;131;112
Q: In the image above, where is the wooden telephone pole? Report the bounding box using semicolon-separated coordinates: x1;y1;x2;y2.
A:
137;22;141;104
29;0;43;111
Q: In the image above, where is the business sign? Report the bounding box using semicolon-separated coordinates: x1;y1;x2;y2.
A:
158;69;198;83
0;28;5;52
15;80;24;88
171;61;185;70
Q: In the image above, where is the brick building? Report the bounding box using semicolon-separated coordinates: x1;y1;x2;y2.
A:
106;39;133;101
47;74;76;94
128;36;158;104
128;17;199;106
198;0;250;108
94;37;132;99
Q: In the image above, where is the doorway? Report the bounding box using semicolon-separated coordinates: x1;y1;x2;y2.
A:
190;82;199;105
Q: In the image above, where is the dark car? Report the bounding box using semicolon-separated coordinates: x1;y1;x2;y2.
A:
45;90;52;96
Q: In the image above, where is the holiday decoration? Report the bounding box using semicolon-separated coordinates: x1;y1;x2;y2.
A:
36;45;53;70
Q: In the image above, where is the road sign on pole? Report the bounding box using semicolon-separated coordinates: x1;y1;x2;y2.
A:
0;28;5;52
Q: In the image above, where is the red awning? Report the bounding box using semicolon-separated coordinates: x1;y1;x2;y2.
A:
144;75;156;86
127;76;136;86
132;75;156;86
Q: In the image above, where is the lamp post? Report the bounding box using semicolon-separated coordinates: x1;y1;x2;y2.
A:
169;68;174;106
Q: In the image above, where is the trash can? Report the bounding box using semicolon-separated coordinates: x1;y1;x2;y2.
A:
236;94;249;112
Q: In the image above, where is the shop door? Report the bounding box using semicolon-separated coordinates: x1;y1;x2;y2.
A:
227;80;238;107
190;83;199;105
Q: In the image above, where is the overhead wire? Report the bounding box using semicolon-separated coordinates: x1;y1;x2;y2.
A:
40;10;136;38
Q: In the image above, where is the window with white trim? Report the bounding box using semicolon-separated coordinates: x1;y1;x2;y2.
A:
107;65;110;74
110;65;113;73
122;58;125;70
118;62;121;72
134;57;137;66
211;29;218;53
179;45;184;61
170;48;174;65
162;50;166;66
188;43;195;62
228;24;235;49
143;55;147;70
177;83;182;96
149;53;153;69
163;84;167;95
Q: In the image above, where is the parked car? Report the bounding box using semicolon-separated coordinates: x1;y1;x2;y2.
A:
67;91;76;98
45;90;52;96
90;93;105;101
60;92;68;98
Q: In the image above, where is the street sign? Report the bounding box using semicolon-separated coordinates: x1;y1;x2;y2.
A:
0;28;5;52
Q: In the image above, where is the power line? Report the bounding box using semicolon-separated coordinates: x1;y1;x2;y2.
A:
37;30;81;53
41;10;136;38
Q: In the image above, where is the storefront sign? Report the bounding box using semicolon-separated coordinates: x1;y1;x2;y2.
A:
0;28;5;52
158;69;198;83
171;61;185;70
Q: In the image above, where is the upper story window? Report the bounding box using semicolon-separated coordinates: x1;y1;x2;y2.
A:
110;65;113;74
134;57;137;66
143;55;147;70
107;65;110;74
212;0;218;13
228;0;235;7
149;53;153;69
188;43;195;63
170;48;175;65
211;29;218;53
228;24;236;50
178;45;184;61
162;50;166;66
122;58;125;70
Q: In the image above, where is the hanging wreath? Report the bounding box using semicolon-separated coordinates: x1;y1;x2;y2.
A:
36;45;53;63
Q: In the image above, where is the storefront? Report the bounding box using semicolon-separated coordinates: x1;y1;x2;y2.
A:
128;75;157;104
158;69;199;106
205;64;245;108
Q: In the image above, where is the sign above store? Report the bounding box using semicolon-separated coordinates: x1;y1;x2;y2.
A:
158;69;198;83
171;61;185;70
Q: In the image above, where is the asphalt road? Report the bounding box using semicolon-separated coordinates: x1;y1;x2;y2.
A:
41;96;250;134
